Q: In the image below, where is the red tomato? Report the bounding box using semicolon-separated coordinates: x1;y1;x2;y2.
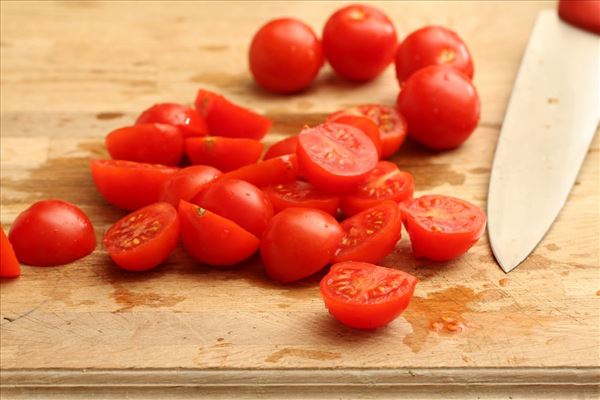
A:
178;200;260;266
400;195;486;261
136;103;208;137
395;26;474;83
263;181;340;215
90;160;178;210
195;89;271;140
297;123;378;193
1;225;20;278
159;165;222;207
334;201;401;264
322;4;397;82
184;136;263;172
320;261;418;329
221;154;298;188
249;18;324;94
104;202;179;272
396;65;480;150
326;114;382;158
340;161;414;217
261;208;344;283
8;200;96;267
192;178;273;237
264;136;298;160
105;123;183;166
558;0;600;34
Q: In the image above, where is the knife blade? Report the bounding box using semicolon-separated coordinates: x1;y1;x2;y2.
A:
488;10;600;273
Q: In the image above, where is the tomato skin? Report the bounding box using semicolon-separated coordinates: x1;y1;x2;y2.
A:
104;202;179;272
250;18;324;94
192;178;273;238
105;123;184;166
1;225;20;278
136;103;208;137
334;201;401;264
400;195;486;261
558;0;600;34
178;200;260;266
326;114;382;158
185;137;263;172
8;200;96;267
397;65;480;150
264;136;298;160
395;26;474;83
159;165;222;207
263;181;340;216
194;89;271;140
320;261;418;329
322;4;397;82
261;207;344;283
90;160;179;210
221;154;298;188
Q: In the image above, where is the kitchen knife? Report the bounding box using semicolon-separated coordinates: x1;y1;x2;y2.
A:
488;9;600;273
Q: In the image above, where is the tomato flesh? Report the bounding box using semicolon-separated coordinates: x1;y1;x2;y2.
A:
136;103;208;137
159;165;222;207
1;225;20;278
263;181;340;216
326;114;382;158
221;154;298;188
185;136;263;172
264;136;298;160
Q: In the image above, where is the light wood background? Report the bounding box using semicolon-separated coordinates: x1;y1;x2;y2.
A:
1;1;599;399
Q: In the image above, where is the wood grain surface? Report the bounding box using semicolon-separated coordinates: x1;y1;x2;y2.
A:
1;1;599;399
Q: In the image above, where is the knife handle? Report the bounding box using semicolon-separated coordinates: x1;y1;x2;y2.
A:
558;0;600;34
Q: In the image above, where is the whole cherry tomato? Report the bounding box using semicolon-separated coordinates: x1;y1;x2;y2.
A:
136;103;208;137
558;0;600;34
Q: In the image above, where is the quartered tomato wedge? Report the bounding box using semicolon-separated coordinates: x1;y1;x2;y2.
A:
104;202;179;272
400;195;486;261
334;201;401;264
159;165;222;207
221;154;298;188
320;261;418;329
264;136;298;160
263;181;340;216
136;103;208;137
1;225;20;278
185;136;263;172
340;161;414;216
326;114;382;158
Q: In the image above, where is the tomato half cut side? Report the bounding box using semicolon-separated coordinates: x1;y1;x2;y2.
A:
326;114;382;158
136;103;208;137
400;195;486;261
263;181;340;216
1;225;20;278
334;201;401;264
221;154;298;188
264;136;298;160
320;261;418;329
185;136;263;172
159;165;222;207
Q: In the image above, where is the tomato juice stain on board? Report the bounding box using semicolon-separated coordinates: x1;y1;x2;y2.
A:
95;112;125;120
112;286;185;312
265;348;341;363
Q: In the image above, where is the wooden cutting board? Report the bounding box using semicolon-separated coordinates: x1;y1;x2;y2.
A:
1;1;598;398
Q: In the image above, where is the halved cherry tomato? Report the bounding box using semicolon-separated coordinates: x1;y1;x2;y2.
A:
105;123;183;166
136;103;208;137
185;136;263;172
558;0;600;34
395;26;474;83
326;114;382;158
9;200;96;267
192;178;273;237
195;89;271;140
400;195;486;261
340;161;414;217
264;136;298;160
159;165;222;207
297;123;378;193
90;160;178;210
396;65;480;150
221;154;298;188
334;201;401;264
320;261;418;329
104;202;179;272
261;207;344;283
1;225;20;278
179;200;260;266
263;181;340;216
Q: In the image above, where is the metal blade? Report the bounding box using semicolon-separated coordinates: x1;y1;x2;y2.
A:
488;10;600;273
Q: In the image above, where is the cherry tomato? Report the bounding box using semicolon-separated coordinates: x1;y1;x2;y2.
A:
90;160;178;210
326;114;382;158
249;18;324;94
1;225;20;278
263;181;340;216
105;123;183;166
320;261;418;329
195;89;271;140
261;207;344;283
396;65;480;150
264;136;298;160
178;200;260;266
184;136;263;172
221;154;298;188
104;202;179;272
8;200;96;267
395;26;474;83
340;161;414;217
297;123;378;193
400;195;486;261
334;201;401;264
192;178;273;237
159;165;222;207
136;103;208;137
558;0;600;34
322;4;397;82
